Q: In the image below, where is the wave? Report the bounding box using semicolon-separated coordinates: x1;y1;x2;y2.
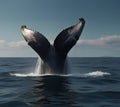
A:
10;71;111;78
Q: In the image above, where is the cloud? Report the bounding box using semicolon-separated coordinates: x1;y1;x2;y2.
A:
0;35;120;57
0;40;6;47
77;35;120;46
0;40;27;49
0;40;35;57
69;35;120;57
8;41;27;48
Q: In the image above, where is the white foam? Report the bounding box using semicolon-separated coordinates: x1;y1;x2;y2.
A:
10;72;40;77
10;73;67;77
84;71;111;77
10;71;111;78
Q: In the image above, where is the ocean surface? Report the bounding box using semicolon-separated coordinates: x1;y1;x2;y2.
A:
0;57;120;107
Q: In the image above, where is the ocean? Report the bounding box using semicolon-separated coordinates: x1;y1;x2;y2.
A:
0;57;120;107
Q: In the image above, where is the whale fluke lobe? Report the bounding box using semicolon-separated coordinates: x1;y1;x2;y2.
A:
21;18;85;74
21;26;50;59
54;18;85;58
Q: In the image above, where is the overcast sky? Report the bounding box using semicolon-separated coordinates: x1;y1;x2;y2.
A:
0;0;120;57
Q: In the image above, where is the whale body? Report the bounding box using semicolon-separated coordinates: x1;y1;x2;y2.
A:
21;18;85;74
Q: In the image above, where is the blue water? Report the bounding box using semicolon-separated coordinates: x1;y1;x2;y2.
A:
0;57;120;107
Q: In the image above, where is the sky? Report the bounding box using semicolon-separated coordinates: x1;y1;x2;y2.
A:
0;0;120;57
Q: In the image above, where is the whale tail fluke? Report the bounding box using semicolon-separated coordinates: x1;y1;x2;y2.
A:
21;18;85;60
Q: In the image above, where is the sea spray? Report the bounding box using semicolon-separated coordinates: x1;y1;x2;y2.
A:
34;57;41;75
84;71;111;77
10;57;42;77
10;58;111;77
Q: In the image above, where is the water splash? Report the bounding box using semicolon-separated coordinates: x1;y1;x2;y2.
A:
10;57;41;77
61;71;111;78
10;57;111;77
34;57;41;75
84;71;111;77
10;70;111;78
10;72;39;77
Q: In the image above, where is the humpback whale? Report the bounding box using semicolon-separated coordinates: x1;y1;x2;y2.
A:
21;18;85;74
